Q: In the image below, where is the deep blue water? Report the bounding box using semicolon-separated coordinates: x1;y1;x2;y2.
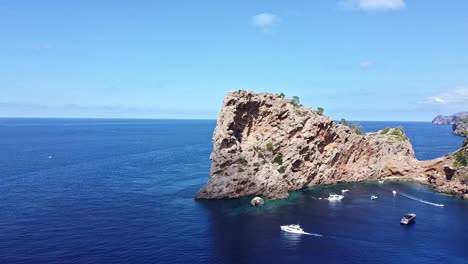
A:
0;119;466;264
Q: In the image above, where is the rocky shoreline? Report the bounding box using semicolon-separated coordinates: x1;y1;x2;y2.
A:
196;91;468;200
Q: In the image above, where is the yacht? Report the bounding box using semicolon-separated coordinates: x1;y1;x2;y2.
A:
280;224;306;234
370;195;378;200
400;213;416;225
327;192;344;201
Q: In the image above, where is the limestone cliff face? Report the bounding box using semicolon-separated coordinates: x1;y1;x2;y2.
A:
452;119;468;137
196;91;424;199
418;138;468;199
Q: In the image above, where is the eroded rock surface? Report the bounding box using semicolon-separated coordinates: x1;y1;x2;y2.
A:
452;119;468;137
196;91;467;199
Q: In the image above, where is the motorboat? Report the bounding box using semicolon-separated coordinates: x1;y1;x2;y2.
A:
392;190;397;195
378;180;384;184
370;195;378;200
400;213;416;225
280;224;306;234
327;192;344;201
341;189;349;193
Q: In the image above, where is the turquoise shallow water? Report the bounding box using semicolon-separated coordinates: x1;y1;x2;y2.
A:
0;119;466;264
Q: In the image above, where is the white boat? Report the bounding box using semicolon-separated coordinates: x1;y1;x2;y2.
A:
378;180;384;184
400;213;416;225
280;224;306;234
327;192;344;201
392;190;397;195
341;189;349;193
370;195;378;200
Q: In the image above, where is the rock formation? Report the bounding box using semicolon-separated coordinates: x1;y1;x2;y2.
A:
432;112;468;125
432;112;468;137
250;197;264;206
196;91;467;200
452;119;468;137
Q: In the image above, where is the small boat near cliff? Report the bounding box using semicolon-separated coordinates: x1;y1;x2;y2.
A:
327;192;344;201
370;195;378;200
280;224;306;234
400;213;416;225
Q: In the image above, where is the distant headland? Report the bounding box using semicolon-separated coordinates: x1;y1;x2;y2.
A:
196;91;468;200
432;112;468;137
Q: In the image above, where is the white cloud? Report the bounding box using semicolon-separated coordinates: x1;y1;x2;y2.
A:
425;87;468;105
340;0;406;11
429;96;446;104
252;13;280;32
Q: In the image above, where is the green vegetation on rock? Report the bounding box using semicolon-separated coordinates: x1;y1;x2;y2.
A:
266;142;274;151
389;127;408;141
317;107;324;115
339;118;349;126
380;127;390;134
339;118;363;135
278;166;286;173
237;158;248;166
454;148;468;168
291;96;301;107
273;153;284;165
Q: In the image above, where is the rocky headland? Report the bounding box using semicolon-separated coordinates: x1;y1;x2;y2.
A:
432;112;468;137
196;91;468;200
432;112;468;125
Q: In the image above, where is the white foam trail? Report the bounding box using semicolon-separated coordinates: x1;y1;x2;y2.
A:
304;232;323;237
398;192;444;207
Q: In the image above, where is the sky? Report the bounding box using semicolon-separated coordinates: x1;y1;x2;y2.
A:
1;0;467;121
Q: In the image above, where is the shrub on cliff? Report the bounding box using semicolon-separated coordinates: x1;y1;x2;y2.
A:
339;118;349;126
273;153;284;165
291;96;301;107
454;150;467;168
339;118;363;135
237;158;248;166
317;107;324;116
380;127;390;134
266;142;274;151
350;122;364;135
389;127;408;141
277;166;286;173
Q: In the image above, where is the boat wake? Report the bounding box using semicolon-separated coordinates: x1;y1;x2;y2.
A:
397;192;444;207
303;232;323;237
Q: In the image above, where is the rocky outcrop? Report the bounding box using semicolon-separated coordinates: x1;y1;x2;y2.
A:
452;119;468;137
195;91;467;200
250;197;264;206
432;112;468;125
418;144;468;199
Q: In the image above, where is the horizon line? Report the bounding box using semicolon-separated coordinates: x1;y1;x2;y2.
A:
0;116;434;123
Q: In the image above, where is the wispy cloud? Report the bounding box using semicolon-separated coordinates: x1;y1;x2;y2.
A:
359;60;375;68
252;13;281;32
339;0;406;11
424;87;468;105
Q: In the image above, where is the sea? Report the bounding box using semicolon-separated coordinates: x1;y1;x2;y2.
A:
0;118;466;264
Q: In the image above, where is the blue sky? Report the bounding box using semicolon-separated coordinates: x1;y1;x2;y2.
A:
1;0;467;121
